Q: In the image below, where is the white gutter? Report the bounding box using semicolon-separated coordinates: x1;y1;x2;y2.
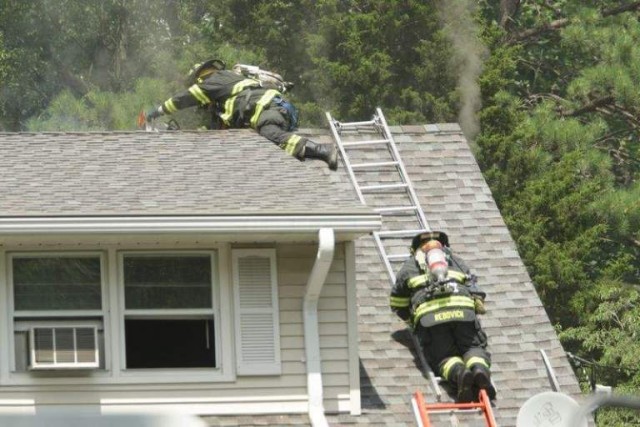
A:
0;215;379;235
303;228;335;427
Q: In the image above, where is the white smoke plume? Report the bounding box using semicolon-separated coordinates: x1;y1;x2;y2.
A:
437;0;489;141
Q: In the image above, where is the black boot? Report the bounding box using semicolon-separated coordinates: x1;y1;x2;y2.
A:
453;366;475;403
302;141;338;171
472;365;497;401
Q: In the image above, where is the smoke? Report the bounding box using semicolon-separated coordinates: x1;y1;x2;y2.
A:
437;0;489;142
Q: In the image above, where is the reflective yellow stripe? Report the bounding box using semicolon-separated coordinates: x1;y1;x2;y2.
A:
232;79;259;95
188;84;211;105
220;97;236;124
283;135;302;155
220;79;261;125
442;356;464;380
413;295;475;320
408;274;430;288
466;357;490;369
449;270;467;283
390;296;410;308
250;89;280;128
163;99;178;113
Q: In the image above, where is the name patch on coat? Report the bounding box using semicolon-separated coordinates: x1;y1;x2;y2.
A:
419;308;475;327
434;310;465;322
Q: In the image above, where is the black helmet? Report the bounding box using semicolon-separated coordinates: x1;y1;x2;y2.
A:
410;230;449;253
185;59;226;86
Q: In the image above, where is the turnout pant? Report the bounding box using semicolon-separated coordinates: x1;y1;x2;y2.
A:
415;319;490;378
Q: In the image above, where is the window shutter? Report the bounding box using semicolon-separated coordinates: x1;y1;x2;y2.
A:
232;249;281;375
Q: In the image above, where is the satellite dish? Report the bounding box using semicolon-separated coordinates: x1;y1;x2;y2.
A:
517;391;588;427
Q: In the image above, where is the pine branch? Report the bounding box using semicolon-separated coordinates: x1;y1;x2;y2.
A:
529;94;640;131
509;2;640;44
511;17;568;42
500;0;521;30
609;102;640;126
595;104;640;132
525;93;615;117
524;92;567;108
602;1;640;17
562;96;615;117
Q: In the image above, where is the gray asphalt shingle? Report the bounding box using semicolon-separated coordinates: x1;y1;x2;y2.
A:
0;130;365;216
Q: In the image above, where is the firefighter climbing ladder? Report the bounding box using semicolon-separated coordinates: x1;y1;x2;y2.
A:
326;108;497;427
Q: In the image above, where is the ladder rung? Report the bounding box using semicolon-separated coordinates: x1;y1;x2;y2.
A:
424;408;483;414
335;119;376;127
351;161;399;169
360;183;408;191
386;254;409;261
376;229;427;238
374;206;418;214
342;139;390;147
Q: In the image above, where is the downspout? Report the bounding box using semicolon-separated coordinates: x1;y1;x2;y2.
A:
304;228;334;427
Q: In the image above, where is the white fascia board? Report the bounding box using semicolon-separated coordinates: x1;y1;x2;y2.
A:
0;215;381;236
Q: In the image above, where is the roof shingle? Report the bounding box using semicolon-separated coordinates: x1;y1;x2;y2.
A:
0;130;365;216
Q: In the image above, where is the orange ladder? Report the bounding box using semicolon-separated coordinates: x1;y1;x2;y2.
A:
413;389;497;427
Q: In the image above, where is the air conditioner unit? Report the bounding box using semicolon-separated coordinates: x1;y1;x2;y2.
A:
29;325;99;370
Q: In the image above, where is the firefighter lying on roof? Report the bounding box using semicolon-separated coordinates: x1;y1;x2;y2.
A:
390;231;496;403
143;58;338;171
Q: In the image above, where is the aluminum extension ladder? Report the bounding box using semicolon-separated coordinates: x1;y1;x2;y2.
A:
326;108;498;426
326;107;429;283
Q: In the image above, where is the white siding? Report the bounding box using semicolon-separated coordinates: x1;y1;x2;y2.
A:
276;243;352;412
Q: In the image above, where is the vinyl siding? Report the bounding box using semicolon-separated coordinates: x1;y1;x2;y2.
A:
276;242;352;413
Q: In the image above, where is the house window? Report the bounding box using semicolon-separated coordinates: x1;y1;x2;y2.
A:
10;253;105;371
13;256;102;311
122;253;217;369
6;247;278;380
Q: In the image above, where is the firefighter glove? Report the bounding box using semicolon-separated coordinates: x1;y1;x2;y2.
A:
145;106;164;122
473;296;487;315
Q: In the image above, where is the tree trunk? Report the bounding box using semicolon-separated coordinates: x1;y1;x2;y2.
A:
500;0;521;30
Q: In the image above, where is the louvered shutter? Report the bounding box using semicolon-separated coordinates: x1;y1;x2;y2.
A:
232;249;281;375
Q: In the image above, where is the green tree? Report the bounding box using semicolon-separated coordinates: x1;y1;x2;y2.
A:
0;0;182;130
306;0;458;124
476;2;640;423
12;0;273;131
0;32;12;130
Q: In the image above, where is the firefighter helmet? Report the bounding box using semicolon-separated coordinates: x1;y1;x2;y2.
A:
410;231;450;253
185;59;226;86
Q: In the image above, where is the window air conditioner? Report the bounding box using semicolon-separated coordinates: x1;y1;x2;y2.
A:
29;325;99;370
